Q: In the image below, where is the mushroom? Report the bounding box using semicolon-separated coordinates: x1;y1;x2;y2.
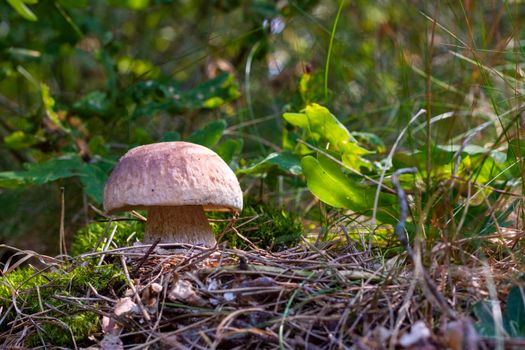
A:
103;141;242;247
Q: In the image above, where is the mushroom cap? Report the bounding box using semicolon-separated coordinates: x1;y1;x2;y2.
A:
104;141;243;214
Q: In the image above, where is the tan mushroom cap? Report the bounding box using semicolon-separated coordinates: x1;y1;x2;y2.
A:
103;141;243;214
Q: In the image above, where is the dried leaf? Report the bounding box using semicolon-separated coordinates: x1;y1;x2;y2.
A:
114;297;139;316
168;279;206;306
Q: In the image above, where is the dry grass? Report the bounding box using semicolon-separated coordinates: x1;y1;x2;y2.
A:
1;228;523;349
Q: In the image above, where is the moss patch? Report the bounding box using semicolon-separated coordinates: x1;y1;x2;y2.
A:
71;220;144;255
0;262;124;347
211;200;303;250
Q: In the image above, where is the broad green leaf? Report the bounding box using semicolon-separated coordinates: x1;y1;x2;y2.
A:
283;113;309;129
73;91;111;117
79;162;109;204
505;287;525;337
216;139;243;165
283;104;372;172
187;120;226;148
0;155;108;203
88;135;109;156
473;301;497;337
341;142;374;172
301;155;397;222
303;103;357;147
0;171;27;188
4;130;43;150
302;155;363;210
129;74;240;118
22;156;86;184
7;0;37;21
239;151;302;175
474;286;525;339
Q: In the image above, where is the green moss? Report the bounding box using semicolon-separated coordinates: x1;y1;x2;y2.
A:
0;262;125;346
71;220;144;255
210;200;303;250
26;312;99;347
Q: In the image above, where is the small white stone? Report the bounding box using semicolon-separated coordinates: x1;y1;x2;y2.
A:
224;292;235;301
399;321;430;347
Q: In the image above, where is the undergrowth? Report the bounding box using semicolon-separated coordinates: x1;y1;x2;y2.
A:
210;199;304;250
71;220;144;255
0;262;124;346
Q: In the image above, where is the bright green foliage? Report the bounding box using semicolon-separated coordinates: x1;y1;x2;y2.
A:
238;151;302;176
187;119;227;148
70;220;144;255
0;155;109;203
26;312;99;347
0;115;237;204
0;263;124;346
284;104;374;172
211;201;303;250
301;154;397;223
216;139;244;167
6;0;38;21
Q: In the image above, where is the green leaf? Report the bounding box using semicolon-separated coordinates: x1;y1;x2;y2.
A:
352;131;386;153
73;91;111;117
283;104;374;172
216;139;243;165
4;130;43;150
160;131;181;142
301;155;361;209
7;0;38;21
474;286;525;339
238;151;302;175
303;103;357;147
505;286;525;337
79;162;109;204
301;155;396;222
0;155;108;203
22;156;86;184
41;83;69;133
108;0;150;10
283;113;310;129
0;171;28;188
129;74;240;118
187;120;226;148
184;73;240;111
203;97;224;109
473;301;497;337
341;142;374;172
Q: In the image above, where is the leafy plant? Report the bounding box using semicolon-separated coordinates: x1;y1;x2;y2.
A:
242;103;398;225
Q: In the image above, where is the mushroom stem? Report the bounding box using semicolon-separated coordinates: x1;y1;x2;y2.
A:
145;205;216;247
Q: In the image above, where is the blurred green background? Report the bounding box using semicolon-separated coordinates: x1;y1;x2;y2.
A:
0;0;522;253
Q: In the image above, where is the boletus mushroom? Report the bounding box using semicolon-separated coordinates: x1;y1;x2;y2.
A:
103;141;243;247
